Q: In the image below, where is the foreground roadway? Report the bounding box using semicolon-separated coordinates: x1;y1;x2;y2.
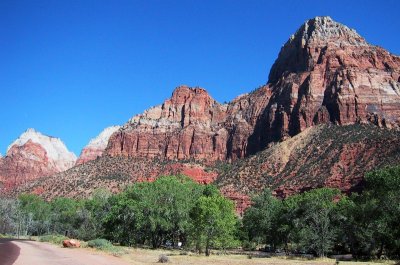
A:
0;238;131;265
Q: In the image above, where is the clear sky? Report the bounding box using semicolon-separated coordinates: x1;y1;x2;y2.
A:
1;0;399;156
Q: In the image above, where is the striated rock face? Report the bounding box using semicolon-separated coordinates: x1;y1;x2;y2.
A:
107;86;229;161
0;129;76;190
106;86;269;162
248;16;400;153
76;126;121;165
106;85;272;161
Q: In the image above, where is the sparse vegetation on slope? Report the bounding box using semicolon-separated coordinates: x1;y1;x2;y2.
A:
217;124;400;198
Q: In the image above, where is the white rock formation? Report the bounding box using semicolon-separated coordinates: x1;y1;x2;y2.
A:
7;128;77;171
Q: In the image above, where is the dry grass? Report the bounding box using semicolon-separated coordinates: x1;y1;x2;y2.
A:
117;248;397;265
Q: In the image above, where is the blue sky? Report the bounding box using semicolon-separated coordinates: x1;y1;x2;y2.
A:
1;0;399;156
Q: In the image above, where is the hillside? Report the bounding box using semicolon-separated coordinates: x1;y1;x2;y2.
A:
217;124;400;198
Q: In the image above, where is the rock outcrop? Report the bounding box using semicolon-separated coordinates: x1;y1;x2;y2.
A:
62;239;80;248
0;129;76;190
105;85;272;161
76;126;120;165
248;16;400;153
106;86;230;161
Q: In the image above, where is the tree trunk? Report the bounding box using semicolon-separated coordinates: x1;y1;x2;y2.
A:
205;238;210;256
377;241;384;259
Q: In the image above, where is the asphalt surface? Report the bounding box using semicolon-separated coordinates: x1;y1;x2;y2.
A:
0;238;131;265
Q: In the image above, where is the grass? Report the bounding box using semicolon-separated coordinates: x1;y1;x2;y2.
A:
38;234;69;245
117;248;399;265
86;238;128;257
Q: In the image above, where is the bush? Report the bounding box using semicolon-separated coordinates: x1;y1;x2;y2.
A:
87;238;113;249
38;234;69;244
242;240;257;251
158;254;169;263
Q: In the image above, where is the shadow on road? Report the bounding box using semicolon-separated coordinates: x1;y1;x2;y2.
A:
0;238;20;265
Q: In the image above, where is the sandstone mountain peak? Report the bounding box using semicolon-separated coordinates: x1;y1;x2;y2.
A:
268;16;372;83
7;128;77;166
292;16;367;47
76;125;121;165
1;129;77;190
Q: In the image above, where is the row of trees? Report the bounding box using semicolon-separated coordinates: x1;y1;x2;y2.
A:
0;166;399;258
0;176;237;256
242;166;400;259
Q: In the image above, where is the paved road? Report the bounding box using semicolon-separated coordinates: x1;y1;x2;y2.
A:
0;238;131;265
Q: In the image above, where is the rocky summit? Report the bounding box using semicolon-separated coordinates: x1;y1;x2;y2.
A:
0;129;76;190
3;16;400;212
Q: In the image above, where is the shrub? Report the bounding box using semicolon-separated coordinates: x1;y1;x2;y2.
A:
38;234;69;244
87;238;113;249
158;254;169;263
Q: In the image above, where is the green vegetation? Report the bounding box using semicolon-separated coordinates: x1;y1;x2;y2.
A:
0;167;399;260
0;175;238;256
242;166;400;259
87;238;113;249
38;234;69;244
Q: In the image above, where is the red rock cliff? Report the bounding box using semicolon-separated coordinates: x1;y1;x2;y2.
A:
248;16;400;153
0;129;76;190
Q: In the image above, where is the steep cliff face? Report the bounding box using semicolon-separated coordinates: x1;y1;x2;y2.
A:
106;85;273;161
0;129;76;190
76;126;121;165
248;16;400;153
107;86;227;161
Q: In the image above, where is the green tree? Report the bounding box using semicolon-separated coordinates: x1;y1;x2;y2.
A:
49;197;78;236
104;175;203;247
75;188;111;240
345;166;400;258
0;198;18;235
242;189;283;250
283;188;341;257
103;193;143;246
17;194;51;236
190;194;238;256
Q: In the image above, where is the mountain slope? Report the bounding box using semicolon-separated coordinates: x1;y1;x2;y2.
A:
12;156;218;199
217;124;400;200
